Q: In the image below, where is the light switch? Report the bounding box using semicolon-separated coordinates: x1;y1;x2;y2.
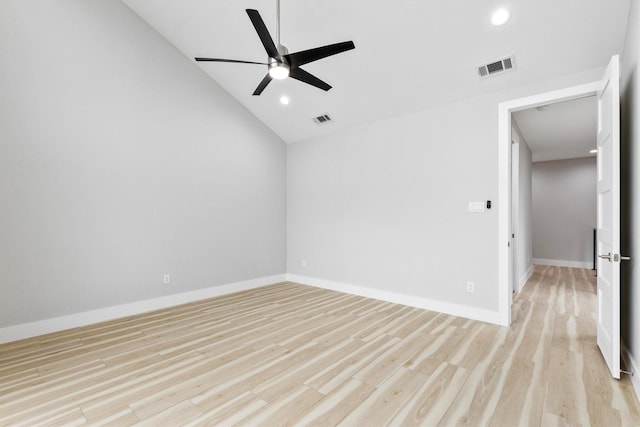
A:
468;202;485;213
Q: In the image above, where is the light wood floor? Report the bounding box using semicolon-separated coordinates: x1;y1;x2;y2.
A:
1;266;639;426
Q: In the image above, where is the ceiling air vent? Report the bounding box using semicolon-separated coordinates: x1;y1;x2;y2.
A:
313;114;333;125
477;55;516;79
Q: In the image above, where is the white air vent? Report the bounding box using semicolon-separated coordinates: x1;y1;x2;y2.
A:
477;55;516;79
313;114;333;125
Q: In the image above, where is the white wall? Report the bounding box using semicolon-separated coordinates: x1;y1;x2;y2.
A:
287;67;604;321
0;1;286;328
531;157;596;268
620;0;640;399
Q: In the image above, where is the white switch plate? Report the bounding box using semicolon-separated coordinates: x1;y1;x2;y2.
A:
468;202;485;213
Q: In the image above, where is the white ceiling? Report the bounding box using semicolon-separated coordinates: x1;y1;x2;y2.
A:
513;96;598;162
121;0;629;144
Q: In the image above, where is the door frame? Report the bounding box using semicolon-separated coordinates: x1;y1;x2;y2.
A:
497;80;602;325
511;128;520;295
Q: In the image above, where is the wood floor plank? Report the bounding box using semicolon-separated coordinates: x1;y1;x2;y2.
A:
238;385;324;426
543;343;590;425
436;326;511;426
188;341;327;411
3;352;205;424
448;322;500;370
127;346;258;420
352;330;432;388
185;391;267;427
0;268;637;426
296;379;375;426
134;400;203;427
252;338;364;403
489;359;538;426
124;343;289;421
582;343;624;426
339;367;427;426
390;362;469;426
84;408;140;427
304;333;399;394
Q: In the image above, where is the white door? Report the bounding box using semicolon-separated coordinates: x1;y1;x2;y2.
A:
596;55;622;379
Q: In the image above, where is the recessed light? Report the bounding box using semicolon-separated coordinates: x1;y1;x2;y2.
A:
491;8;510;26
279;96;290;105
590;149;598;154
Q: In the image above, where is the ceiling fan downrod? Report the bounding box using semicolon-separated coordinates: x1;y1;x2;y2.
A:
276;0;281;47
275;0;287;56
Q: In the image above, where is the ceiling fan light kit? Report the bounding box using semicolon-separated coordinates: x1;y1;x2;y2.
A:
268;58;290;80
194;0;355;96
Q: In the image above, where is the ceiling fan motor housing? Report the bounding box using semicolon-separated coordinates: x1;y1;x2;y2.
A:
277;44;289;57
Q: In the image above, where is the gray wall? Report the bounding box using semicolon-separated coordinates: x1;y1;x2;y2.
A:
531;158;596;266
288;97;498;310
287;68;603;314
0;1;286;327
621;0;640;390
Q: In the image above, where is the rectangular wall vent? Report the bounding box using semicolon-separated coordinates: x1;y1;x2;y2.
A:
313;114;333;125
477;55;516;79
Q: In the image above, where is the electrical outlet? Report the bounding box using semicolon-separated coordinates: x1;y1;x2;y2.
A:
302;259;307;268
466;281;475;293
163;274;171;285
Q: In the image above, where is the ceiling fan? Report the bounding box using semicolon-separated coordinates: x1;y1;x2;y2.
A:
195;0;355;96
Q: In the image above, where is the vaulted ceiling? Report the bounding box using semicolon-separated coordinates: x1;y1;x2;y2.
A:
122;0;630;144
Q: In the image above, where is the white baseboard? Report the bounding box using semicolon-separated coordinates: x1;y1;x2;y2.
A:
0;274;287;344
1;272;506;344
287;274;504;326
518;265;534;292
622;340;640;403
532;258;593;269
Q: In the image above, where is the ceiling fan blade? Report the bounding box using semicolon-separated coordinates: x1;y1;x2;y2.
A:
289;68;332;91
285;41;355;68
195;57;268;65
246;9;279;59
253;74;273;96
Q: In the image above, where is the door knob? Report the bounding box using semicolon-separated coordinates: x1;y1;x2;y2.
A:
598;253;612;261
599;253;631;262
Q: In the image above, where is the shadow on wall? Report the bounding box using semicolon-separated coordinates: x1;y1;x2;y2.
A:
620;66;634;347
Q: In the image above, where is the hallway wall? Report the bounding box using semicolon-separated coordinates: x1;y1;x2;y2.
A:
531;157;597;268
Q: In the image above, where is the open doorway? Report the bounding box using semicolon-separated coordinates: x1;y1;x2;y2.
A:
499;55;622;379
497;80;602;326
511;96;598;292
